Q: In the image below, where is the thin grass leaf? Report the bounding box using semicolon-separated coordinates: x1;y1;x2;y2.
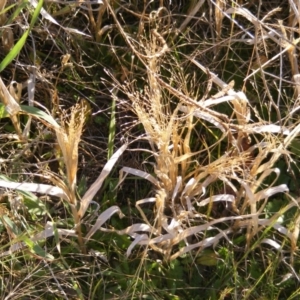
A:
0;222;77;257
261;238;282;251
20;105;59;128
23;72;35;137
226;7;259;24
78;144;127;218
171;176;182;209
30;0;59;26
203;91;249;107
32;222;77;241
135;197;158;229
0;0;43;72
255;184;289;201
119;166;158;186
180;105;227;132
107;88;116;159
126;234;149;257
178;0;205;33
2;215;20;236
85;206;124;240
0;179;69;201
251;124;290;134
197;194;235;207
3;2;27;25
170;230;232;260
29;0;92;37
0;241;26;257
117;223;153;235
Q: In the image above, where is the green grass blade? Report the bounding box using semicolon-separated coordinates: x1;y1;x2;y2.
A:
0;103;10;119
0;0;43;72
20;105;59;128
3;2;27;26
0;29;30;72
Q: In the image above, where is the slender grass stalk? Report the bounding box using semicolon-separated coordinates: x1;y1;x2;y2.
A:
108;88;117;160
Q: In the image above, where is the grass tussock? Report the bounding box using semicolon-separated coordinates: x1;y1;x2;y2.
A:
109;24;300;264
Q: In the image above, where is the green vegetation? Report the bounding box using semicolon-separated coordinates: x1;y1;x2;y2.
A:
0;0;300;299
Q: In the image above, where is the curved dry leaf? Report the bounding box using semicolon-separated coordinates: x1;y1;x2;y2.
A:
85;206;124;240
261;238;282;250
255;184;289;201
78;144;127;218
276;273;295;286
226;7;259;25
180;105;226;132
117;223;153;236
162;218;182;236
136;197;158;229
126;234;149;257
171;176;182;206
0;179;69;201
251;125;290;135
0;221;77;257
197;194;235;207
120;166;158;185
182;177;197;196
29;0;92;37
123;214;256;258
203;95;239;107
284;123;300;146
32;221;77;241
170;229;232;260
256;168;280;191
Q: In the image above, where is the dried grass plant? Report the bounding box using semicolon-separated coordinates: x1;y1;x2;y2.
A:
89;1;300;263
0;98;126;256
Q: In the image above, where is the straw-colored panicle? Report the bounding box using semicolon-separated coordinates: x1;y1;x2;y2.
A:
55;103;87;204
